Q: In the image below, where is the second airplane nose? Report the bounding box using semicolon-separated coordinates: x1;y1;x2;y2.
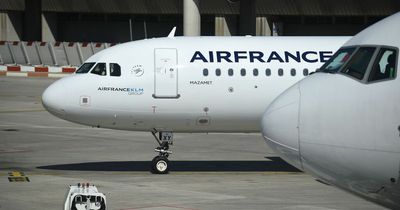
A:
42;80;67;118
261;84;302;170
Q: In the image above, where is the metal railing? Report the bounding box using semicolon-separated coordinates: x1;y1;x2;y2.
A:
0;41;116;66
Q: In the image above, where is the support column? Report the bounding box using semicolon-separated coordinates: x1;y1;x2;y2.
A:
42;13;57;42
0;12;22;41
239;0;256;36
24;0;42;41
183;0;200;36
256;17;272;36
215;16;237;36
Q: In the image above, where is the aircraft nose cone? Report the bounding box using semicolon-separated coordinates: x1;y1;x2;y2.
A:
42;80;67;118
261;84;302;170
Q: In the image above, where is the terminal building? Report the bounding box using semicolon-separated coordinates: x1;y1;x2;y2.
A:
0;0;399;67
1;0;400;43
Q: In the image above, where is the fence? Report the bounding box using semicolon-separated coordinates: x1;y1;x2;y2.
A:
0;41;116;67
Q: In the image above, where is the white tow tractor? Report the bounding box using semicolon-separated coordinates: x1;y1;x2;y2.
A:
64;183;106;210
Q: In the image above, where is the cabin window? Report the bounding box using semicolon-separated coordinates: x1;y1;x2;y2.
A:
216;68;221;76
303;68;309;76
203;68;209;76
319;47;356;73
368;48;397;82
265;68;271;76
341;47;376;80
110;63;121;76
76;62;95;74
253;68;259;76
240;68;246;76
291;68;296;76
228;68;234;76
90;63;107;76
278;68;284;76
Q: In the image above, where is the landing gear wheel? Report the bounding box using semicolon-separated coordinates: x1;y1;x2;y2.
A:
151;156;170;174
150;130;173;174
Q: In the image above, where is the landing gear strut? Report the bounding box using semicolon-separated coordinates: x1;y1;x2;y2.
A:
150;130;173;174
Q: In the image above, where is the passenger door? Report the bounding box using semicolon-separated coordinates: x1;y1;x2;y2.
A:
153;48;179;98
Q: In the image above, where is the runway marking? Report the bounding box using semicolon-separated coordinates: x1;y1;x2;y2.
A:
8;171;30;182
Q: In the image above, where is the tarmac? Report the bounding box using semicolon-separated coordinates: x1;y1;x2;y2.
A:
0;76;385;210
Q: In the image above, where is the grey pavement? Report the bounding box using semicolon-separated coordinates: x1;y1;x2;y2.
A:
0;77;385;210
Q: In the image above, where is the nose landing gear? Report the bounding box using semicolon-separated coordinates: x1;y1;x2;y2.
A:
151;131;173;174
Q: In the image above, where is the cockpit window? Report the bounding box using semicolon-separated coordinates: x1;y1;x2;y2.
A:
75;62;95;74
91;63;107;76
319;47;355;73
341;47;376;80
110;63;121;76
368;48;397;82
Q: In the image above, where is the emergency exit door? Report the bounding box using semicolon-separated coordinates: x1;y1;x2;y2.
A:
153;48;179;98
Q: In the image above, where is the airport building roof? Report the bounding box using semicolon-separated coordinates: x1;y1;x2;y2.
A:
1;0;399;16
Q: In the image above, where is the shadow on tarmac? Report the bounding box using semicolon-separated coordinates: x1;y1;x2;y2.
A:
37;157;301;172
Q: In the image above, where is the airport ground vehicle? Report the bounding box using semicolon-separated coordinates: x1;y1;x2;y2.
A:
64;183;106;210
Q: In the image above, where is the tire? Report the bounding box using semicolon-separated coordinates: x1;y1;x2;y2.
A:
151;156;170;174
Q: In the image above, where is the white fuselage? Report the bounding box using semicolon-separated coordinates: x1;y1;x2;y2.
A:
261;12;400;209
42;36;348;132
263;73;400;208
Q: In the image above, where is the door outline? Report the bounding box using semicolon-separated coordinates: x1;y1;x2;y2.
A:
152;48;180;99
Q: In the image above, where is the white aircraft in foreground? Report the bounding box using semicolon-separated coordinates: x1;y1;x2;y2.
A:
262;13;400;209
42;33;349;173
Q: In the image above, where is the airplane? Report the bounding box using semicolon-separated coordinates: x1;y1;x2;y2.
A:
261;12;400;209
42;32;349;174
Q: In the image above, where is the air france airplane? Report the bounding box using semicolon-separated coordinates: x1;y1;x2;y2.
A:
262;13;400;209
42;31;349;173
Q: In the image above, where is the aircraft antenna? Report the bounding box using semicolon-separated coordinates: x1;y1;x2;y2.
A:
168;27;177;38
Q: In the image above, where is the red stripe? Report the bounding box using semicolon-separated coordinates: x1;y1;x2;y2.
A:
7;66;21;71
81;42;89;47
26;41;33;46
54;42;61;47
12;41;19;46
68;42;74;47
95;43;102;48
62;67;76;73
40;42;47;46
0;41;5;45
35;66;49;72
